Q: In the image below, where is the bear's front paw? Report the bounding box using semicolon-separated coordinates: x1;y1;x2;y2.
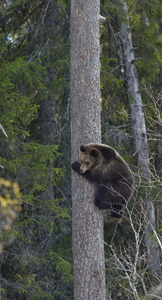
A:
71;161;81;173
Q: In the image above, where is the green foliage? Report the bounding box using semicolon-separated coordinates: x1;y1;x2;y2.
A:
51;252;73;284
1;0;161;298
128;0;162;85
0;1;72;299
100;1;162;298
0;39;45;137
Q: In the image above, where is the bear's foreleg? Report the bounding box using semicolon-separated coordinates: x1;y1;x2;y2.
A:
72;162;94;182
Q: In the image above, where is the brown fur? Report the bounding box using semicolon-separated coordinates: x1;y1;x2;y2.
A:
72;143;134;222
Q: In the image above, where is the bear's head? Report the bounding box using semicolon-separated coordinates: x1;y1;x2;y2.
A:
79;144;101;173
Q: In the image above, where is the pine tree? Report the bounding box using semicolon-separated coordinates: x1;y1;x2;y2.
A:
70;0;106;299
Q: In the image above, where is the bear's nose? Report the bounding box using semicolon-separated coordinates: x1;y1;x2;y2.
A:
79;169;84;173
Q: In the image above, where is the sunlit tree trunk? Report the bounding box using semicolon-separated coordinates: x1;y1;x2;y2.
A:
120;0;161;277
70;0;106;299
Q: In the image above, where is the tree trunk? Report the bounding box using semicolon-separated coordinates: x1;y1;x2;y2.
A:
40;0;57;145
119;0;161;277
38;0;58;292
70;0;106;299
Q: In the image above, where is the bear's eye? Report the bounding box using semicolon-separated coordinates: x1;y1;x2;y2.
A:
85;162;90;166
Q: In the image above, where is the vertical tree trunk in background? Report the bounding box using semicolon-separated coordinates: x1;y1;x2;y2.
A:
39;0;58;208
40;0;57;146
70;0;106;299
39;0;58;291
120;1;161;277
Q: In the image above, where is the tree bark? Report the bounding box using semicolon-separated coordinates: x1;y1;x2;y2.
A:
70;0;106;299
120;1;161;277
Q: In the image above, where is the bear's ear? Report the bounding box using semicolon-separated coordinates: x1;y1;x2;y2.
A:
90;149;98;157
80;145;86;152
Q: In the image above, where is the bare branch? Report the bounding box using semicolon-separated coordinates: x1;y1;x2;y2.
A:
0;124;8;137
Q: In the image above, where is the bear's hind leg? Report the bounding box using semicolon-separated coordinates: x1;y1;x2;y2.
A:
94;196;106;209
94;185;111;209
109;204;123;223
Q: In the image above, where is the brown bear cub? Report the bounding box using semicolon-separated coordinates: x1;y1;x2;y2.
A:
71;143;134;222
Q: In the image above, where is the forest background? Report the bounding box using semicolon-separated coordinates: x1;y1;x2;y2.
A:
0;0;161;299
